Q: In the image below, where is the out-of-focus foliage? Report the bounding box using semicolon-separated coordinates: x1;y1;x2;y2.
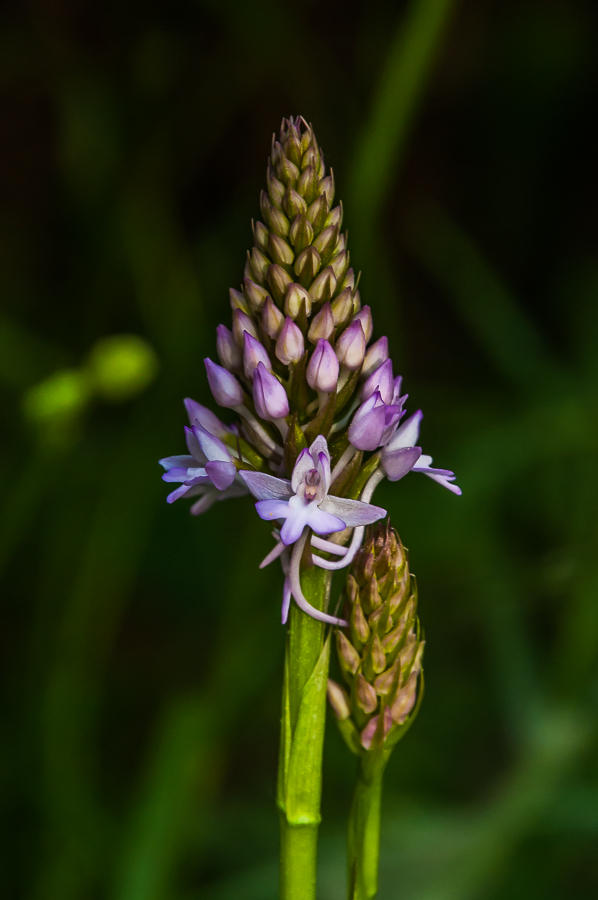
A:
1;0;597;898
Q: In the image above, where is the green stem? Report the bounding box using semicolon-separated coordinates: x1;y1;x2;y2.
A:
278;563;331;900
348;756;386;900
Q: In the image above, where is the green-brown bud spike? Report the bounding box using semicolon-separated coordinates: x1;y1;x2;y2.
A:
332;521;425;755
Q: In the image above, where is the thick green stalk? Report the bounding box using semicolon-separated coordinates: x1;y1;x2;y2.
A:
348;756;386;900
278;564;331;900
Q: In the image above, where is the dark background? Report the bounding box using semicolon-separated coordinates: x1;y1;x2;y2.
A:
2;0;598;897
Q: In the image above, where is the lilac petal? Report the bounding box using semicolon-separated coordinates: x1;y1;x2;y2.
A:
291;448;314;493
348;402;387;451
204;358;244;408
361;358;394;404
255;499;292;522
305;504;346;536
382;446;422;482
281;575;292;624
280;508;312;545
260;540;285;569
385;410;423;451
240;470;293;501
162;465;207;483
319;496;386;526
159;455;196;471
184;398;229;437
205;459;237;490
184;426;206;464
418;470;462;495
392;376;403;403
192;422;231;463
309;434;331;467
253;362;290;420
361;335;389;380
316;451;331;498
189;491;219;516
166;483;192;504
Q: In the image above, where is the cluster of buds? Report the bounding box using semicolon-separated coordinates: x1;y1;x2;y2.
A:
328;522;424;754
159;117;460;625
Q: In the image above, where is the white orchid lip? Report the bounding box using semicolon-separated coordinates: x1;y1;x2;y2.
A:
240;435;387;547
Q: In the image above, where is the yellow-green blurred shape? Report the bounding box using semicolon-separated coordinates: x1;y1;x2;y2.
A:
86;335;159;402
23;369;91;425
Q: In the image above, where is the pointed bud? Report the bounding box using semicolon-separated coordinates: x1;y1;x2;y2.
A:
310;266;337;303
243;278;270;314
277;152;300;188
284;282;312;319
327;679;351;721
313;224;339;265
390;671;418;725
294;245;321;286
243;332;272;379
284;188;307;219
216;324;242;372
297;164;319;204
204;358;244;408
268;233;294;267
336;631;360;677
352;290;362;314
267;264;292;306
331;287;353;325
352;306;373;343
338;268;355;294
362;336;389;380
330;249;349;284
355;674;378;715
350;595;370;647
276;317;305;366
319;173;335;205
253;362;289;421
261;296;285;339
307;194;329;232
335;321;366;371
306;339;339;393
289;214;313;253
253;220;269;252
361;358;394;403
361;708;393;750
365;634;386;676
232;308;259;347
373;657;400;696
283;130;302;167
230;287;250;314
307;302;334;344
249;247;270;285
264;199;290;238
266;166;285;207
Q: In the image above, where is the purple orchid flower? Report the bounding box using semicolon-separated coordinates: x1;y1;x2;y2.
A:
159;399;248;514
240;435;386;546
381;410;462;495
348;389;406;452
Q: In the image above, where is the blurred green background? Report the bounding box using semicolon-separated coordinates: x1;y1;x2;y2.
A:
2;0;598;897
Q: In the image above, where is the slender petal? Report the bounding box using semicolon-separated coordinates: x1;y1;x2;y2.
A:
204;459;237;490
381;446;422;482
159;454;195;471
385;409;423;451
183;398;230;437
319;496;386;526
240;470;293;501
281;575;292;624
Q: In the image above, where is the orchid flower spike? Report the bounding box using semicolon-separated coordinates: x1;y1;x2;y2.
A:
240;435;386;546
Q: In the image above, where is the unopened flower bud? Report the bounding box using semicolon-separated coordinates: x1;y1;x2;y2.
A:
307;302;334;344
263;194;290;237
306;339;339;393
289;214;313;253
307;194;329;232
350;595;370;647
335;321;366;370
204;358;244;408
352;305;373;343
297;164;319;204
261;296;285;339
361;358;394;403
268;232;294;267
230;287;250;314
294;245;321;285
361;708;393;750
276;317;305;366
313;224;339;265
361;336;389;379
327;679;351;721
253;220;269;252
232;308;259;347
338;268;355;294
267;264;292;306
310;266;337;303
365;634;386;676
243;278;270;314
249;247;270;285
337;631;360;676
284;188;307;219
283;130;302;167
266;166;285;207
373;658;399;696
331;287;353;325
216;324;242;372
325;204;343;230
355;674;378;715
277;152;300;188
319;173;335;205
284;282;312;319
390;672;418;725
330;249;349;283
253;362;289;421
243;332;272;379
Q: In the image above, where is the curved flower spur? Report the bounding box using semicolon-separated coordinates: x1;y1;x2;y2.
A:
159;116;460;625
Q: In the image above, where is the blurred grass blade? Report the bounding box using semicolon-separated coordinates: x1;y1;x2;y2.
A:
406;205;561;390
349;0;457;262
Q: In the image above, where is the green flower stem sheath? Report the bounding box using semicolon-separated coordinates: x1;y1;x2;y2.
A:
278;561;332;900
348;754;387;900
